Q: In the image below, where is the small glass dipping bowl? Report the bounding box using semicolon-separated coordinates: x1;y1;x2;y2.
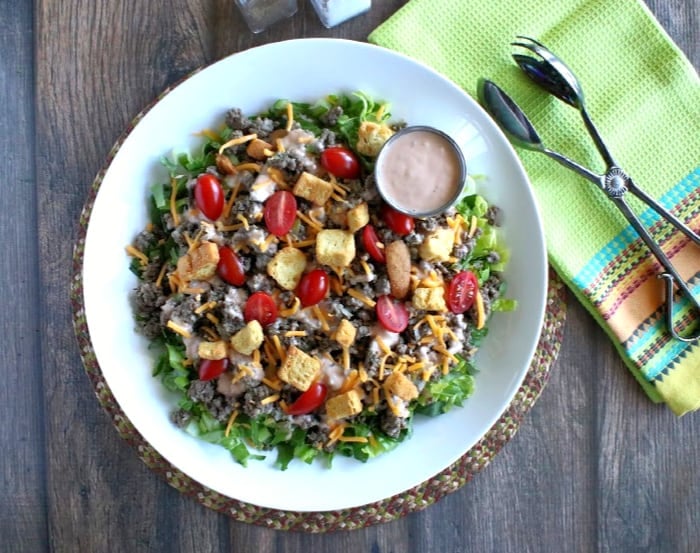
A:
374;125;467;218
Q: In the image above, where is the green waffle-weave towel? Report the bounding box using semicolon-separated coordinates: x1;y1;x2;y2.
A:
369;0;700;415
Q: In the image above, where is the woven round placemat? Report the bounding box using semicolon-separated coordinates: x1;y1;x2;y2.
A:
70;78;567;531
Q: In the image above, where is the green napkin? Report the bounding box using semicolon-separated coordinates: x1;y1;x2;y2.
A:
369;0;700;415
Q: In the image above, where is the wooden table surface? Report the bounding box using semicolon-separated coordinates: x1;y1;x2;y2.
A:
3;0;699;551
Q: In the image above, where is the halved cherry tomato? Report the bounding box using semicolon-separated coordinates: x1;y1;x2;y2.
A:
362;224;386;263
320;146;361;179
194;174;224;220
217;246;245;286
264;190;297;236
198;358;229;381
286;382;328;415
296;269;330;307
381;205;414;236
244;291;278;326
447;270;479;314
376;295;409;332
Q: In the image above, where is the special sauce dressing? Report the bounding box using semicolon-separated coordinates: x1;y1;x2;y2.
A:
375;127;465;216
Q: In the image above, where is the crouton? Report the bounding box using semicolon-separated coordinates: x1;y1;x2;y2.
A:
418;228;455;262
384;371;419;402
356;121;394;157
346;202;369;233
267;247;307;290
246;138;273;160
293;172;333;206
230;320;264;356
198;340;228;360
278;345;321;391
316;229;356;268
412;287;448;312
176;241;220;282
334;319;357;348
325;389;363;420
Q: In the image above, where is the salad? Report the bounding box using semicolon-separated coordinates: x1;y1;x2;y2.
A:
126;92;515;469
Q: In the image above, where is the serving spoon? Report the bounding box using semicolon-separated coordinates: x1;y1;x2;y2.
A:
478;77;700;342
512;36;615;167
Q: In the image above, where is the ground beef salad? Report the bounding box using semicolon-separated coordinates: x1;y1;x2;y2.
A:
127;92;516;469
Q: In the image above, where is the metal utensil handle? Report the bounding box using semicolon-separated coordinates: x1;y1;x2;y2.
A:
626;177;700;246
611;195;700;341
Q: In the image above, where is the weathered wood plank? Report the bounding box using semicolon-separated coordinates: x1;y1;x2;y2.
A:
0;0;49;551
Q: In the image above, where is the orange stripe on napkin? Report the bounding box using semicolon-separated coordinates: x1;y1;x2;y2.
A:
607;240;700;340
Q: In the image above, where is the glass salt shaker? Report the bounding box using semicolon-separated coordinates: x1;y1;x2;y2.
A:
234;0;299;33
309;0;371;28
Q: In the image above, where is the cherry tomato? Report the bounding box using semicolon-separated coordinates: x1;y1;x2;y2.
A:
286;382;328;415
244;291;278;326
198;358;229;381
264;190;297;237
217;246;245;286
320;146;361;179
362;224;386;263
376;295;409;333
447;270;479;314
194;174;224;220
381;205;415;236
381;205;414;236
296;269;330;307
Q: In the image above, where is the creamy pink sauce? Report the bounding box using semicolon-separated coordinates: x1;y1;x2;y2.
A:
376;129;462;215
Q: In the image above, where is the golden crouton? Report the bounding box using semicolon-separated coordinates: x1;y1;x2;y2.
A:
325;389;363;420
230;320;264;356
198;340;228;360
278;345;320;391
418;228;455;262
334;319;357;348
246;138;273;160
293;172;333;206
412;287;448;312
267;247;307;290
315;229;356;268
346;202;369;233
384;372;419;402
176;241;220;282
356;121;394;157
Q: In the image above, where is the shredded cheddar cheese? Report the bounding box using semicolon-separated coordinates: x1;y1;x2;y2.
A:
296;210;323;232
125;245;149;266
169;178;180;226
218;133;257;154
194;301;217;314
224;409;239;437
234;213;249;230
166;320;191;338
468;215;478;237
338;435;368;444
205;313;220;326
312;305;330;332
279;297;300;317
475;289;486;329
261;377;283;391
285;102;294;132
260;393;280;405
347;288;376;308
272;335;286;363
154;263;168;288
